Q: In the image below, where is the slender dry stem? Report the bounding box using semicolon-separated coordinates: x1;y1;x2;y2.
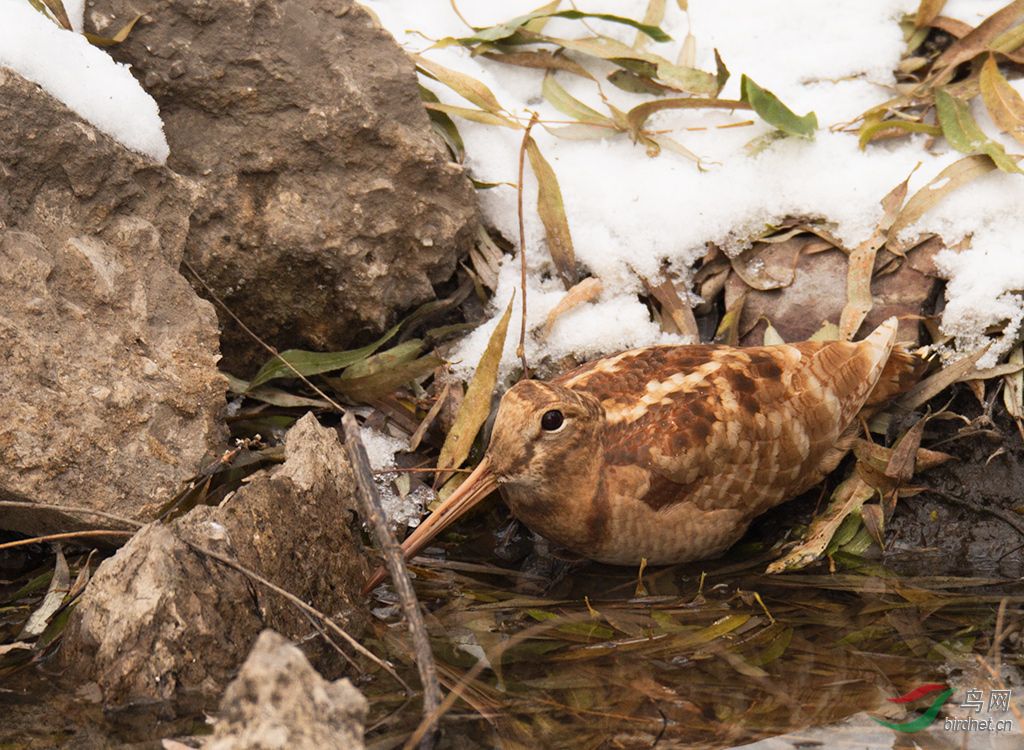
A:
343;413;442;750
0;530;134;552
515;112;540;378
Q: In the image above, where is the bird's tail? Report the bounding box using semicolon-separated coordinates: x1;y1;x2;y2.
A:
865;341;927;407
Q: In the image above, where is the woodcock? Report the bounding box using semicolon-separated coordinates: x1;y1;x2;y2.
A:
366;317;921;590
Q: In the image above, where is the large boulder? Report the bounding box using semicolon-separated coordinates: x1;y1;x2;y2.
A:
205;630;368;750
86;0;480;371
0;70;226;535
62;415;370;714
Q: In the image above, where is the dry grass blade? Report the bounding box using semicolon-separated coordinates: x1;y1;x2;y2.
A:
343;414;441;750
980;54;1024;146
543;277;603;337
1004;346;1024;417
888;156;997;253
897;346;989;410
435;298;514;483
525;136;577;287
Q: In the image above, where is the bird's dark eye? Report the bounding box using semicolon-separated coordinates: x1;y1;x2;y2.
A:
541;409;565;432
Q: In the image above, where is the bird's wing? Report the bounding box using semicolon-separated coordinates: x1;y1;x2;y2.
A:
569;319;899;513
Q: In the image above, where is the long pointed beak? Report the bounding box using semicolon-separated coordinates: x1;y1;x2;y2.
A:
363;457;498;593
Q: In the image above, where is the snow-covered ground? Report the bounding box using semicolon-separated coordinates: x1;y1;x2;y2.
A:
0;0;168;162
363;0;1024;372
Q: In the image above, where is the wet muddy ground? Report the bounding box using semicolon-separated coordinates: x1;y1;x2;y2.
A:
2;394;1022;749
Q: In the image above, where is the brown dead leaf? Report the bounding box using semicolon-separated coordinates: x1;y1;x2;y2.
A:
931;0;1024;81
543;277;603;337
644;275;699;339
885;416;927;482
729;236;806;291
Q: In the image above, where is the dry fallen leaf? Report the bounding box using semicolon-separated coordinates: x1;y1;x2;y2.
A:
526;137;578;287
543;277;603;337
435;298;514;483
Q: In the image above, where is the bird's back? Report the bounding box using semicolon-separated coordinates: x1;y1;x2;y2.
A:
548;318;918;564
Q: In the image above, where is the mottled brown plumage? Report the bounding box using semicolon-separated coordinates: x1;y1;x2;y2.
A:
365;318;921;590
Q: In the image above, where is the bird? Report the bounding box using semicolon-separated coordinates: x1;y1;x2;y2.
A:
365;317;922;590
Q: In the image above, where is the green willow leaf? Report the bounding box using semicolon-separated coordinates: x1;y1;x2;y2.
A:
741;75;817;138
247;323;401;389
934;87;1023;173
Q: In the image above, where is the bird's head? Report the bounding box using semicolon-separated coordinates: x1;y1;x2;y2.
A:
363;379;604;591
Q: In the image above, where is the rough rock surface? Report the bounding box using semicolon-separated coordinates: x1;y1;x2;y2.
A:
0;70;226;535
205;630;368;750
62;415;370;713
86;0;479;371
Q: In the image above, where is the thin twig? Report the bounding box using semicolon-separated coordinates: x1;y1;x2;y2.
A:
342;413;441;750
0;530;134;552
515;112;540;378
0;501;144;530
927;488;1024;537
182;259;349;414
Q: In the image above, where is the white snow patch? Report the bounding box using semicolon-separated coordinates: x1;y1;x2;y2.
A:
380;1;1024;371
359;426;429;528
0;0;169;162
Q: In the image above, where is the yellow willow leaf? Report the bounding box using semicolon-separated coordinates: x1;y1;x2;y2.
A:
541;71;612;125
435;298;514;479
980;54;1024;146
543;277;603;336
423;102;519;128
915;0;946;27
635;0;666;51
839;174;911;340
526;137;577;287
888;155;997;253
414;55;507;115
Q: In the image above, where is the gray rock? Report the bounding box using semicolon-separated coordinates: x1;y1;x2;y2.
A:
62;415;370;714
86;0;480;371
0;70;226;535
205;630;368;750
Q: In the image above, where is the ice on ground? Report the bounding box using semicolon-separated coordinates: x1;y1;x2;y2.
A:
363;0;1024;372
359;426;429;528
0;0;169;162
